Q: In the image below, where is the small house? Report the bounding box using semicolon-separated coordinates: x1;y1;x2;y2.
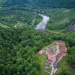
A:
56;52;63;62
57;41;63;47
38;50;45;55
47;47;54;63
53;62;59;68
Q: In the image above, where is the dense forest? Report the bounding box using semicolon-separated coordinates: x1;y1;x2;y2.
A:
0;10;42;28
0;26;75;75
2;0;75;8
0;0;75;75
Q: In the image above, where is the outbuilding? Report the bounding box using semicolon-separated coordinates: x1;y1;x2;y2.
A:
38;50;45;55
53;62;59;68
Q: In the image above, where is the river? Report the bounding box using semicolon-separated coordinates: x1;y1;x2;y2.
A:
35;14;49;32
1;7;75;33
64;24;75;32
36;14;75;33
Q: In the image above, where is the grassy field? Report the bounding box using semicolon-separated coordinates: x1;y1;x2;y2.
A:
36;54;46;75
36;53;52;75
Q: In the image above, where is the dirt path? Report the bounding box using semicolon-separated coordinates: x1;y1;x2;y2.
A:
50;45;59;75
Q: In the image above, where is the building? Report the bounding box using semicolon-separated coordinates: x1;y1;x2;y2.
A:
56;46;67;62
46;59;52;64
48;47;54;54
63;53;67;57
61;46;67;53
53;62;59;68
57;41;64;47
47;47;54;63
56;52;63;62
38;50;45;55
45;62;49;66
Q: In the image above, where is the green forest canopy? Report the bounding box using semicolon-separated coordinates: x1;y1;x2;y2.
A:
0;26;75;75
0;0;75;75
2;0;75;8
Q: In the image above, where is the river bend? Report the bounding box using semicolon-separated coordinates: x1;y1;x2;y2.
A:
36;14;49;32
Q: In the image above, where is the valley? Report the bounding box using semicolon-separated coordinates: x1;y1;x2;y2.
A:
0;0;75;75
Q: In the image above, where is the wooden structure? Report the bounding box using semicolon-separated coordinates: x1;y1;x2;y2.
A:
38;50;45;55
57;41;64;47
61;46;67;53
47;47;54;63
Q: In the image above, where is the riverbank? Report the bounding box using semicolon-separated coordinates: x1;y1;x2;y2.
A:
44;8;75;33
36;14;49;32
64;23;75;32
36;8;75;33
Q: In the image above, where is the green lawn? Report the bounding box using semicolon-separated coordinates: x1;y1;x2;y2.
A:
37;53;52;75
36;54;46;75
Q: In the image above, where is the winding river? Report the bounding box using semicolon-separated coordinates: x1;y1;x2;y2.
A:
36;14;49;32
36;14;75;33
1;7;75;33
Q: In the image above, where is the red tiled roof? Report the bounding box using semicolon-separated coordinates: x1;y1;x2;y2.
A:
47;47;54;61
39;50;45;55
61;46;67;53
48;47;54;54
58;41;64;46
63;53;66;56
48;53;54;61
46;59;52;63
56;52;63;59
